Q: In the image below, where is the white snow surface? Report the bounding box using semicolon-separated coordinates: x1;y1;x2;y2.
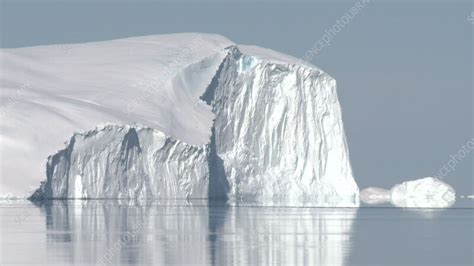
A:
1;33;358;206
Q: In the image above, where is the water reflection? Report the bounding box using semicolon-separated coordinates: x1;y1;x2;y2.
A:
348;207;474;265
35;200;357;265
213;206;356;265
2;200;472;265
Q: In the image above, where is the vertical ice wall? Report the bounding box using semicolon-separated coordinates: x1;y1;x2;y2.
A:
30;125;209;199
204;46;358;206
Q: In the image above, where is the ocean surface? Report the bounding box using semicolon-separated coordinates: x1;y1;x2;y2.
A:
0;199;473;266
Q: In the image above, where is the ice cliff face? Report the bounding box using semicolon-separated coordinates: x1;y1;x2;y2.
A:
0;34;358;206
30;125;209;199
206;47;357;205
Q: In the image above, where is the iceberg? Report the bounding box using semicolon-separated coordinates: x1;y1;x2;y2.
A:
360;177;456;208
390;177;456;208
1;33;358;206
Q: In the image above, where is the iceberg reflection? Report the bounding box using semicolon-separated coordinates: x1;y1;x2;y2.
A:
213;206;356;265
37;200;356;265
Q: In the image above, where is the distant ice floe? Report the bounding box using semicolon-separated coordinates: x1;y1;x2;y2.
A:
359;187;390;205
360;177;456;208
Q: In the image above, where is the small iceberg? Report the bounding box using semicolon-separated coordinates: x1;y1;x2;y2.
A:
360;177;456;208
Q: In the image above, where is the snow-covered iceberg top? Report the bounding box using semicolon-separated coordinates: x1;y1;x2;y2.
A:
360;177;456;208
1;33;358;206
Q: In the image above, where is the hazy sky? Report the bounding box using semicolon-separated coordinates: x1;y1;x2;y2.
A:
1;0;472;193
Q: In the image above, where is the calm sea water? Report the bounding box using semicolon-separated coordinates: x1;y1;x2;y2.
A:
0;200;473;266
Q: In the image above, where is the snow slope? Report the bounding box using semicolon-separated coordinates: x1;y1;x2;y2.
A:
1;33;229;197
1;33;358;206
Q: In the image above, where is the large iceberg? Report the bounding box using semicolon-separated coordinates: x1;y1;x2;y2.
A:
0;33;358;206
